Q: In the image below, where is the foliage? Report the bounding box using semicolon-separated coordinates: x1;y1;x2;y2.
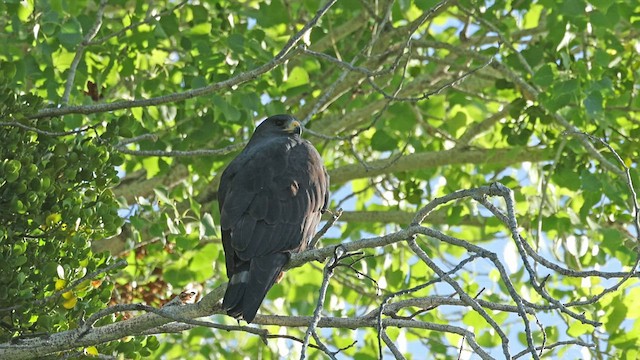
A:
0;86;122;340
1;0;639;359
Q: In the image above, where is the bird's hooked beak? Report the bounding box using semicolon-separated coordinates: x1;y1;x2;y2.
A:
286;119;302;135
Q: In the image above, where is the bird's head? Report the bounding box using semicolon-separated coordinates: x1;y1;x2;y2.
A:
256;114;302;137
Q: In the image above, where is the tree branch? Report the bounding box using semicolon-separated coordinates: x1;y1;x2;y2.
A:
300;246;344;359
3;185;638;359
29;0;338;120
61;0;108;105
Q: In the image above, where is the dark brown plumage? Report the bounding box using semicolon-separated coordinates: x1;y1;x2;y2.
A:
218;114;330;322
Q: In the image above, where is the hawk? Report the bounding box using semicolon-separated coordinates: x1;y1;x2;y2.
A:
218;114;330;322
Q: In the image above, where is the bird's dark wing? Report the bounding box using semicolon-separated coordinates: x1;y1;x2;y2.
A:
218;137;328;322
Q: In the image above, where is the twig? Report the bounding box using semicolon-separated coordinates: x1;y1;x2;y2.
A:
253;315;495;359
458;4;534;75
301;51;360;127
533;312;547;357
290;210;640;280
61;0;108;104
417;38;624;176
375;254;481;359
115;133;159;147
535;138;568;253
512;340;596;359
115;142;245;157
311;332;338;360
87;1;189;46
309;208;343;249
3;180;639;359
0;121;98;136
300;245;344;360
0;299;492;359
29;0;338;120
406;239;513;359
369;294;536;319
366;57;494;102
474;184;599;338
456;335;468;360
412;186;499;225
563;131;640;241
381;330;406;360
301;0;443;125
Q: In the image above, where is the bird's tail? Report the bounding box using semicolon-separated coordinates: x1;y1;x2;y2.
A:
222;253;289;323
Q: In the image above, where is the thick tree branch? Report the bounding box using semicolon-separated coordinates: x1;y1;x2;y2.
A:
3;184;638;359
115;142;245;157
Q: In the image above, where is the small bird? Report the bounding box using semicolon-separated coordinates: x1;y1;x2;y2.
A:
218;114;330;322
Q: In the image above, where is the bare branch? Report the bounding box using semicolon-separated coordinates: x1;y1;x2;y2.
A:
115;134;159;147
512;340;596;359
381;330;407;360
309;208;343;249
407;239;515;359
375;254;482;359
311;332;338;360
115;142;245;157
0;121;98;137
473;186;603;330
300;246;344;359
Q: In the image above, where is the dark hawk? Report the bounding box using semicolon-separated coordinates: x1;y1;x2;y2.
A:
218;114;330;322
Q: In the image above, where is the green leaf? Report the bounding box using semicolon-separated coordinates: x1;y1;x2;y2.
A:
190;243;215;280
175;235;198;251
370;130;398;151
189;23;211;35
159;13;179;36
462;310;487;328
387;103;416;132
2;0;640;357
163;265;195;287
145;336;160;351
58;19;83;50
477;330;501;347
604;298;627;333
200;213;217;238
580;170;601;192
227;34;245;54
559;0;586;16
448;111;468;136
554;79;579;95
567;321;592;337
532;64;554;87
143;158;161;179
282;66;309;90
523;4;544;28
415;0;441;11
584;91;603;118
590;0;612;11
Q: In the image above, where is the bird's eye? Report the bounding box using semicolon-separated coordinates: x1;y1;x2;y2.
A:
274;119;286;126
